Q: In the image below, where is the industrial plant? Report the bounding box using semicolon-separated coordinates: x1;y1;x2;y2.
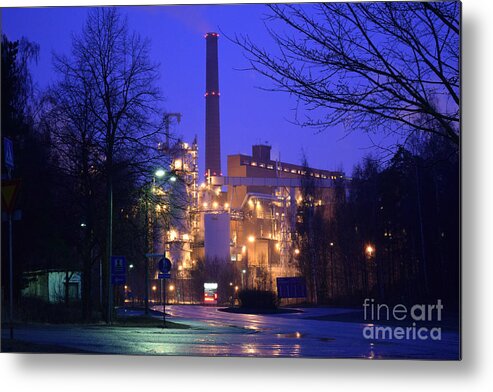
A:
148;32;345;305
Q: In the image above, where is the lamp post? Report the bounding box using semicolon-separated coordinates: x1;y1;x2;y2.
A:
330;242;334;299
364;243;376;296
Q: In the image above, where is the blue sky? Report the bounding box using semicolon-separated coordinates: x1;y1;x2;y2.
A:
2;4;385;176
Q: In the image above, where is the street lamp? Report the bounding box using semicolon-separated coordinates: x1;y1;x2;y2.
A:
155;168;166;178
241;269;247;289
365;244;375;258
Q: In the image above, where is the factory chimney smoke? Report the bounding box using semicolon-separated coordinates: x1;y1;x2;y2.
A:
205;32;221;177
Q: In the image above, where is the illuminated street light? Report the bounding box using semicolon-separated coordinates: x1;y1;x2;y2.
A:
248;235;255;243
365;244;375;257
155;169;166;178
169;285;175;292
294;248;300;255
152;285;157;291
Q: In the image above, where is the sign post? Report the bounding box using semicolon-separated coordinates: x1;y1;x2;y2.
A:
110;256;126;321
158;256;172;327
2;178;20;340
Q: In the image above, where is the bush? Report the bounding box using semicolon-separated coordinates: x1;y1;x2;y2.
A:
16;297;85;323
238;289;278;310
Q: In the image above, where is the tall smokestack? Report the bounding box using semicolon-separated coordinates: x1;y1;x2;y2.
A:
205;32;221;177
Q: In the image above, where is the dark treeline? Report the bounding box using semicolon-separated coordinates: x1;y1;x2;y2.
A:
295;136;459;308
1;8;166;322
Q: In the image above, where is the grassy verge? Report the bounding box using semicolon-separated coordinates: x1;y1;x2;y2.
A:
1;339;93;354
113;315;190;329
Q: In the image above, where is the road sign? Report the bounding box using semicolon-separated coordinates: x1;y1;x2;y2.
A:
4;137;14;169
276;277;307;299
1;180;21;213
158;257;172;273
158;273;171;279
111;255;126;285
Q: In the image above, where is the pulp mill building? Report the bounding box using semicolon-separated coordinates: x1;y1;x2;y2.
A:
150;32;344;303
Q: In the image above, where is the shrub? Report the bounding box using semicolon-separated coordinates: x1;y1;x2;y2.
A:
238;289;278;310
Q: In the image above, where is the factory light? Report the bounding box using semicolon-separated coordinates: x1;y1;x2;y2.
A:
174;159;183;170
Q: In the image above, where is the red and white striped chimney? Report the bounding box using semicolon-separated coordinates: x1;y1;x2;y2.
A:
205;32;221;177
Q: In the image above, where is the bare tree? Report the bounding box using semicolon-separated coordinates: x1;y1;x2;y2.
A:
47;8;163;321
234;2;459;147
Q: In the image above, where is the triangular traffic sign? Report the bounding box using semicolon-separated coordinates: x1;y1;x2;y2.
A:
1;180;21;213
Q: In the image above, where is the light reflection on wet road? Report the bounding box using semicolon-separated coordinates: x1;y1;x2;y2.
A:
2;305;459;358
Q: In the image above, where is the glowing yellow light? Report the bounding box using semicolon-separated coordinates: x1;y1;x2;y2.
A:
275;242;281;250
294;248;300;255
224;202;230;209
248;199;254;208
178;265;183;271
200;182;206;189
169;285;175;291
174;159;182;170
203;202;208;208
124;285;128;290
213;201;219;209
169;230;177;241
235;286;239;291
365;245;375;256
183;142;189;149
215;188;221;196
152;285;157;291
183;233;190;241
248;235;255;243
241;245;247;254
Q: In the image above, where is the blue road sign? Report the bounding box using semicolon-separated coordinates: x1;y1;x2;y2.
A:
276;277;307;299
111;255;126;285
4;137;14;169
158;273;171;279
158;257;172;273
